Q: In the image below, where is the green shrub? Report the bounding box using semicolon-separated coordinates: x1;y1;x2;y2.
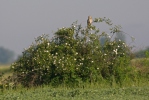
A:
11;17;134;87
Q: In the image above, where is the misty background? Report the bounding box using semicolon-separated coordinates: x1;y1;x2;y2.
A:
0;0;149;61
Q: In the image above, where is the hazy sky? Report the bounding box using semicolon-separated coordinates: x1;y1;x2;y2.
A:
0;0;149;56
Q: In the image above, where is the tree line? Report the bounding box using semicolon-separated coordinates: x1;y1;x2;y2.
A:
0;47;15;64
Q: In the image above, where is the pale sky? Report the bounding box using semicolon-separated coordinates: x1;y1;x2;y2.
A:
0;0;149;56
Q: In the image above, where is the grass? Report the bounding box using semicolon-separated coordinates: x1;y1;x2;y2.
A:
0;65;12;81
0;86;149;100
131;58;149;78
0;65;10;72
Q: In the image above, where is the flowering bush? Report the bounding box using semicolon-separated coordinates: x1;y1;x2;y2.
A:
11;17;133;87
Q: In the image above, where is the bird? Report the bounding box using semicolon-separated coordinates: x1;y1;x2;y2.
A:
87;16;93;27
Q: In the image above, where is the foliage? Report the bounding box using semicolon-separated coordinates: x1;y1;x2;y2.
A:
0;47;15;64
0;65;16;92
11;17;134;87
131;51;149;81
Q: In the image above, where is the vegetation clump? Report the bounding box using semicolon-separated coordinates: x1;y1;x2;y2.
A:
11;17;137;87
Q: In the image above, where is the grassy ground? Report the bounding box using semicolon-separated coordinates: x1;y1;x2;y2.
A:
0;65;12;82
0;65;10;72
0;86;149;100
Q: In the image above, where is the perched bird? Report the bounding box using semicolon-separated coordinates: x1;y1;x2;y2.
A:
87;16;93;27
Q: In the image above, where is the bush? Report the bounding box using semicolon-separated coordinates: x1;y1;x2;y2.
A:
11;17;134;87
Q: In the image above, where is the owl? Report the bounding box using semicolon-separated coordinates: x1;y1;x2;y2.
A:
87;16;93;27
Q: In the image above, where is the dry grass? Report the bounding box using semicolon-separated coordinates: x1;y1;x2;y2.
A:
131;58;149;79
0;65;10;70
0;65;12;83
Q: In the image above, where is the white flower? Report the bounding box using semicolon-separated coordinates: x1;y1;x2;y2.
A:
45;50;49;53
53;56;57;59
113;49;118;55
104;53;107;56
91;61;94;63
97;68;99;70
75;52;78;55
47;43;50;46
54;60;56;64
118;45;120;48
74;58;76;61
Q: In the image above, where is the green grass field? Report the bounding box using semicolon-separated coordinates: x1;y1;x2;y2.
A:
0;86;149;100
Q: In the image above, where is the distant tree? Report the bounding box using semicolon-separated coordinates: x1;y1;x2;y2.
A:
0;47;15;64
134;46;149;58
